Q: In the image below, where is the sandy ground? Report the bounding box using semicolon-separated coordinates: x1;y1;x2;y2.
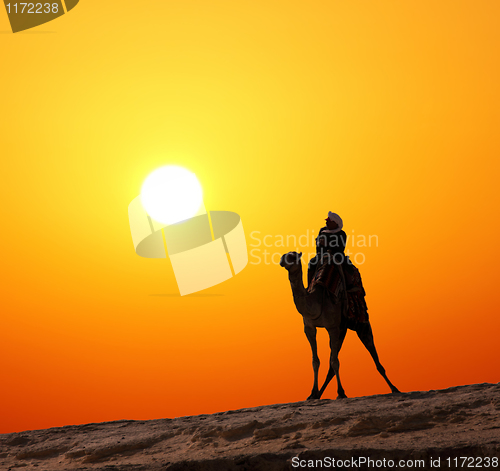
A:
1;383;499;470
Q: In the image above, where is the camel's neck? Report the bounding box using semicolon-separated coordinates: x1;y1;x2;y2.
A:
287;265;320;319
288;265;307;297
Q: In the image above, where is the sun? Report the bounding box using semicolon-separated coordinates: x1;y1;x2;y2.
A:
140;166;203;225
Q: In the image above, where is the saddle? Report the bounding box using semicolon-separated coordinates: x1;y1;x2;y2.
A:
308;255;369;323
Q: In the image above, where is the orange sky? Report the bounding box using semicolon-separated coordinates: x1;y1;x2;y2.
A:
1;0;499;434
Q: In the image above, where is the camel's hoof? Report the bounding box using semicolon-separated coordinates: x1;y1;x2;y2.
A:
307;392;320;400
391;389;402;395
336;394;347;400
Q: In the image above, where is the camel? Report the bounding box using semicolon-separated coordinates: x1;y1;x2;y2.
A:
280;251;400;400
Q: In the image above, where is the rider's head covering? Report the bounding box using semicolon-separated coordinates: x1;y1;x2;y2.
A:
326;212;343;230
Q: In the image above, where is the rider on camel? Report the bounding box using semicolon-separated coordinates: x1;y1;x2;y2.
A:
307;211;347;287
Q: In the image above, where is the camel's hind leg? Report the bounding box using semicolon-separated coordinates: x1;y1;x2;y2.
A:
317;323;348;399
356;322;400;393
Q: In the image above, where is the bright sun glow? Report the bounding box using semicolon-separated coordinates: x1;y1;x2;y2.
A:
140;166;203;225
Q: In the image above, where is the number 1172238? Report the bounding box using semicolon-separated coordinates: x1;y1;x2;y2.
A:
6;3;59;14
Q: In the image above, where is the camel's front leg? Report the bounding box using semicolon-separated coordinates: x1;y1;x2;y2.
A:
304;325;320;400
324;327;347;399
317;324;347;399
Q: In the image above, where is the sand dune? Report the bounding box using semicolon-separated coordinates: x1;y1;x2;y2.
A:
1;383;499;470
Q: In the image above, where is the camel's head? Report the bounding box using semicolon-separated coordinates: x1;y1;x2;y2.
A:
280;251;303;271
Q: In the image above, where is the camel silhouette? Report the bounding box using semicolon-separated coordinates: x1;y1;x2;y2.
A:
280;251;400;400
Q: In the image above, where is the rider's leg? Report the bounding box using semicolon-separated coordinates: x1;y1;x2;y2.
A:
308;255;319;287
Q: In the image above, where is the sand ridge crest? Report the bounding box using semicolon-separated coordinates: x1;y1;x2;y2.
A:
1;383;499;470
